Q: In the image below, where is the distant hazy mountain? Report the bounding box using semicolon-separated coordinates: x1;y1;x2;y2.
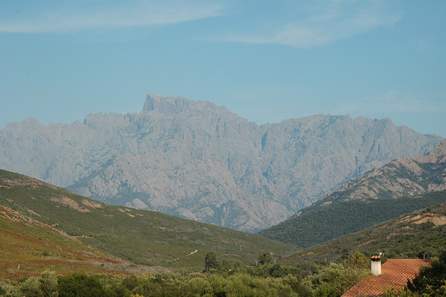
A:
261;141;446;246
0;95;441;231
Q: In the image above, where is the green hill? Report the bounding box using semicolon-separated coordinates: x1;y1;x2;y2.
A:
261;192;446;248
261;141;446;247
0;204;131;280
0;169;293;277
284;201;446;264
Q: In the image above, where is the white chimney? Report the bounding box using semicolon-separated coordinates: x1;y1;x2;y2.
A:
371;254;382;276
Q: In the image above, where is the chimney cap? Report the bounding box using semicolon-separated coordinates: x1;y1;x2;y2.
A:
371;252;383;261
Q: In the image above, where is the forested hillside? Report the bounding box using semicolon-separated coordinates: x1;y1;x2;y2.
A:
285;201;446;264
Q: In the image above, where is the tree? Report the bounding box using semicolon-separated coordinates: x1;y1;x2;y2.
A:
344;251;369;270
269;264;287;278
257;253;273;266
408;250;446;296
204;252;219;272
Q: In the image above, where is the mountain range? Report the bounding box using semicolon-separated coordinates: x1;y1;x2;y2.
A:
0;95;442;231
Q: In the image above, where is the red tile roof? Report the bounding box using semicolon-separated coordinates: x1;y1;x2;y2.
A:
342;259;430;297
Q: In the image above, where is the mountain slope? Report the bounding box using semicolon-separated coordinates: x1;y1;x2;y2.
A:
0;205;131;280
0;95;441;231
261;141;446;247
0;169;291;272
284;200;446;264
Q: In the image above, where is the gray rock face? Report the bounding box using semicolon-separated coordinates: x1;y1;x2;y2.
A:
325;140;446;203
0;95;441;231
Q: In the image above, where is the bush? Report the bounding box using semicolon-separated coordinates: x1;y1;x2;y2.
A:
257;253;273;266
305;261;367;297
39;271;58;297
20;277;43;297
58;274;107;297
184;277;213;297
122;275;139;291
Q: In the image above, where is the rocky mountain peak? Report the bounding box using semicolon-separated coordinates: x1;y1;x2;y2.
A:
143;94;192;113
142;94;234;118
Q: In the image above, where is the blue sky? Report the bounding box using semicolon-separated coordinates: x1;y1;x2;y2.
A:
0;0;445;136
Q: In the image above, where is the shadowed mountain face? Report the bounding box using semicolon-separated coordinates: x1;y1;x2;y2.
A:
0;95;441;231
262;141;446;246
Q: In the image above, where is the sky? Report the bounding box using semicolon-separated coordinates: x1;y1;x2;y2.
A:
0;0;445;136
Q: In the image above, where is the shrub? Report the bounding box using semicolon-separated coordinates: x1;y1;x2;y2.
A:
20;277;43;297
257;253;273;266
58;274;106;297
0;283;21;297
122;275;139;291
39;271;58;297
184;277;213;297
305;262;367;297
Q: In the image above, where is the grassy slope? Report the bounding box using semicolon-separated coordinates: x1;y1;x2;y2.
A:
0;169;293;273
261;191;446;248
284;202;446;264
0;205;130;280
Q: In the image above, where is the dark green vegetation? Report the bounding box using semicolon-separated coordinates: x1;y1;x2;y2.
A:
382;252;446;296
262;191;446;248
0;252;372;297
0;169;292;276
1;251;444;297
285;203;446;264
408;251;446;296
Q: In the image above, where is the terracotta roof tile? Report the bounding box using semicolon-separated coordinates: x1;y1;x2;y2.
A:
342;259;430;297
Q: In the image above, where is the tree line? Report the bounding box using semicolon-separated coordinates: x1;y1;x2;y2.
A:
1;251;445;297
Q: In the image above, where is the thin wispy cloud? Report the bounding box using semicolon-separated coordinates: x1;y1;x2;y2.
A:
222;0;401;48
0;0;223;33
